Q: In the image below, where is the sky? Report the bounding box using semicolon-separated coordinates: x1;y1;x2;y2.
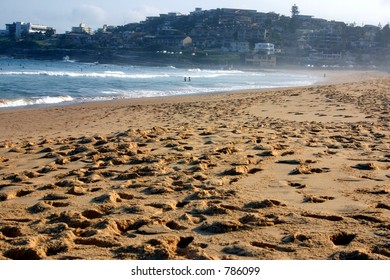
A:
0;0;389;33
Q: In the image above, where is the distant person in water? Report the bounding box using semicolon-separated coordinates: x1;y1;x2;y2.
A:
184;77;186;82
188;77;191;82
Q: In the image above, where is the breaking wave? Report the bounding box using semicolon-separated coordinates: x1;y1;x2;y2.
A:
0;71;171;79
0;96;74;108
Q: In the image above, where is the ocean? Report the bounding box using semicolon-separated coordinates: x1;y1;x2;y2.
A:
0;57;319;109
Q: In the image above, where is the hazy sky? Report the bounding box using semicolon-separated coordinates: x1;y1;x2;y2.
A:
1;0;389;33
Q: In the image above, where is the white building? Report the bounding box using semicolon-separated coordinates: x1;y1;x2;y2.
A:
27;23;53;34
254;43;275;55
4;22;54;38
71;23;93;35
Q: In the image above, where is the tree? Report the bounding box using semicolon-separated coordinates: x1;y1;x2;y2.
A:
290;4;300;33
291;4;300;18
376;24;390;46
45;28;55;38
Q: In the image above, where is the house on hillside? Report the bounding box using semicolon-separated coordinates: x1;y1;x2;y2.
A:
143;34;192;50
254;43;275;55
71;23;93;35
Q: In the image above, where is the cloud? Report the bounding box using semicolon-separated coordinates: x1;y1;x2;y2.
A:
71;4;107;25
125;5;162;23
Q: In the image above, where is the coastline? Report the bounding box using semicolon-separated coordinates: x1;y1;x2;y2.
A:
0;59;323;110
0;70;389;260
0;69;386;142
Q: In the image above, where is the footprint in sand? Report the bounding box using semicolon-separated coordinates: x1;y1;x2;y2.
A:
0;225;25;238
330;232;356;246
288;181;306;189
303;195;335;203
3;247;46;260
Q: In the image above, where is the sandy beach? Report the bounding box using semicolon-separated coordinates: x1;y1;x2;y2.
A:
0;69;389;260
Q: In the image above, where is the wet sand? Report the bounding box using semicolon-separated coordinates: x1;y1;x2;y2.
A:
0;70;389;260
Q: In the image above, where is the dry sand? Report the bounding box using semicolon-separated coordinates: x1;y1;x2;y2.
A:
0;70;389;260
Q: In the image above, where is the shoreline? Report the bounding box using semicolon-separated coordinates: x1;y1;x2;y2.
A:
0;71;389;260
0;69;387;143
0;67;385;112
0;60;324;110
0;69;371;141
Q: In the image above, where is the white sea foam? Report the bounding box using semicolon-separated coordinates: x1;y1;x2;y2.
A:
0;96;74;108
188;68;244;74
0;71;171;79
